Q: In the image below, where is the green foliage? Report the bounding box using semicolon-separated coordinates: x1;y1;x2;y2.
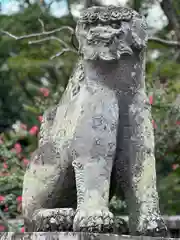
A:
0;133;28;219
0;3;77;131
0;128;35;232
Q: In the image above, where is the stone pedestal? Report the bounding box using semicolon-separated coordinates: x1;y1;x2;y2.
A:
0;233;173;240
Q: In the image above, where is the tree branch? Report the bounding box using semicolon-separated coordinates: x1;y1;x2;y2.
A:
2;18;180;61
0;20;77;60
38;18;45;32
2;27;180;49
0;26;74;40
29;36;70;49
50;48;77;60
160;0;180;40
47;0;54;9
28;36;77;60
148;37;180;48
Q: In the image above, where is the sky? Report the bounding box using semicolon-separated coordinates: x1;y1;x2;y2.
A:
0;0;167;33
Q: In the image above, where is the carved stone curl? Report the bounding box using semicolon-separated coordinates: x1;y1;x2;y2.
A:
22;5;168;237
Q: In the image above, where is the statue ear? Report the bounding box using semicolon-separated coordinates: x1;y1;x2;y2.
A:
131;16;148;50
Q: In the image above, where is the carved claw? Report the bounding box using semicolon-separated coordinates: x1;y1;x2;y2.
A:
32;208;75;232
136;218;169;237
73;208;114;233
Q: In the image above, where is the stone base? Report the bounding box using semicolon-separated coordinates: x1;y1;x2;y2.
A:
0;232;174;240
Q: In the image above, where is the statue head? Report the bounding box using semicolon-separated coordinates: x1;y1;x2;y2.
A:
76;5;148;61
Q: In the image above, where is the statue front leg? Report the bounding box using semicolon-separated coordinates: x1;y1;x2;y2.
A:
127;89;168;236
72;156;114;233
72;99;119;233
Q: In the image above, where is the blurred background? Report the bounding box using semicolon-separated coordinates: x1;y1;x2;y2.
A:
0;0;180;234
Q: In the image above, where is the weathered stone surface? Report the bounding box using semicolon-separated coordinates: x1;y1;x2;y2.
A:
2;216;180;232
0;233;175;240
22;5;168;237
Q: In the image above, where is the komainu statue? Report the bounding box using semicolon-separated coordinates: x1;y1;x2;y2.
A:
22;5;168;236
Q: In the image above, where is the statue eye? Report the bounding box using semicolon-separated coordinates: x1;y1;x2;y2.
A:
111;23;120;29
93;40;98;44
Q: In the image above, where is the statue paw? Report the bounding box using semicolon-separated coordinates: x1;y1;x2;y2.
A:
32;208;75;231
73;207;114;233
136;217;169;237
